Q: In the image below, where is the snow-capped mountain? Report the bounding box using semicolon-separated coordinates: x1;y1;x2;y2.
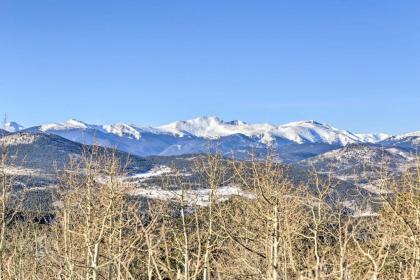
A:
25;119;183;156
38;119;167;138
10;116;416;162
159;116;270;138
389;131;420;140
379;131;420;150
159;116;385;146
275;120;360;145
3;121;24;133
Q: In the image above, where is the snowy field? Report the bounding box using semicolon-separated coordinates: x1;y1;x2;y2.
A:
131;185;253;206
130;165;172;179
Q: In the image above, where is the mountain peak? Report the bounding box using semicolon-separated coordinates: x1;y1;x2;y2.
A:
3;121;24;132
102;123;141;140
40;119;89;131
159;116;258;138
275;120;361;145
282;120;328;127
66;119;89;128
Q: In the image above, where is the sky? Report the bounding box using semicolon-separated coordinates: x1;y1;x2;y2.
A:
0;0;419;134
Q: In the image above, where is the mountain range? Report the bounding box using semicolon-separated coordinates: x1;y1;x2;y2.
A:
2;116;418;162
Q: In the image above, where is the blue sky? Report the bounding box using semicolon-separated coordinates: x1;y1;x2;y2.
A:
1;0;419;134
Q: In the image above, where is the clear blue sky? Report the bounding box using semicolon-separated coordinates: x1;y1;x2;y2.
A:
1;0;419;134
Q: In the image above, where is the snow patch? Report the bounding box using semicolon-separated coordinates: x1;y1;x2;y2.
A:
102;123;141;140
355;133;390;143
359;183;392;195
342;200;379;218
130;166;172;179
131;185;253;206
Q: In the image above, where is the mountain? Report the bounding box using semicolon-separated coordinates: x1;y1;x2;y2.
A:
25;119;184;157
0;132;85;172
0;131;151;177
159;117;379;146
0;131;157;214
379;131;420;151
29;119;271;160
20;116;401;162
299;143;415;179
159;133;269;159
3;122;25;133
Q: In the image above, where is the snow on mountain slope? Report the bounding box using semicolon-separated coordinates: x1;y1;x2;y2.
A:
3;122;24;132
355;133;390;143
40;119;90;131
159;117;381;146
276;120;359;145
158;116;269;138
379;131;420;150
34;119;185;156
394;131;420;139
39;119;168;139
159;116;280;144
102;123;142;140
22;116;415;161
30;117;395;148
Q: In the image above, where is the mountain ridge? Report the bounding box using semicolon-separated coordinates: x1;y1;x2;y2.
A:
5;117;418;162
14;116;393;143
